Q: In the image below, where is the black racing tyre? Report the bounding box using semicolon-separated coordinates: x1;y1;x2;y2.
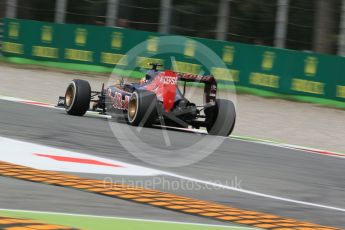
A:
65;79;91;116
127;90;157;126
206;99;236;137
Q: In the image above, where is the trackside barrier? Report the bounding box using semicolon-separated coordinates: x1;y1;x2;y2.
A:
0;19;3;54
2;18;345;105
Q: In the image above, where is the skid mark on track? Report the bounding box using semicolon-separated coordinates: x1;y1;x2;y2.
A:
0;216;79;230
0;161;340;230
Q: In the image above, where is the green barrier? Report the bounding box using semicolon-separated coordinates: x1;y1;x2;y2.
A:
2;18;345;104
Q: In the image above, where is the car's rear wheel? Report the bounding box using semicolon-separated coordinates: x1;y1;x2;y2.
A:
205;99;236;137
127;90;157;126
65;79;91;116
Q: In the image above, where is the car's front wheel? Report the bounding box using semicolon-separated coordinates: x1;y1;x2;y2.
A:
65;79;91;116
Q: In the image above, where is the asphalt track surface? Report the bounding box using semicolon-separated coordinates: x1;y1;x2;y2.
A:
0;99;344;228
0;177;227;225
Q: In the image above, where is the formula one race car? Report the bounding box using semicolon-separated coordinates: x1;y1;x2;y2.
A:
58;63;236;136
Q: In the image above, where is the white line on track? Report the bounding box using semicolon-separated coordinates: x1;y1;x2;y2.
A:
230;137;345;159
0;95;112;118
163;172;345;213
1;135;345;214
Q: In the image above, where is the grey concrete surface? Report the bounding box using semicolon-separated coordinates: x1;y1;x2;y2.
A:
0;64;344;153
0;100;344;227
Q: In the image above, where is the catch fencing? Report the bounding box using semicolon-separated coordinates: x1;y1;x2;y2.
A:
2;18;345;105
0;19;4;53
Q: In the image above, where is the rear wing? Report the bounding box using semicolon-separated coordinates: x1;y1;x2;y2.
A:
176;73;217;104
176;73;216;83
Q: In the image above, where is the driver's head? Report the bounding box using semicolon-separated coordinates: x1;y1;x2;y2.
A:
146;69;159;81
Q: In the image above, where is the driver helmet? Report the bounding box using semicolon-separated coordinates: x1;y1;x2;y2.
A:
146;69;159;81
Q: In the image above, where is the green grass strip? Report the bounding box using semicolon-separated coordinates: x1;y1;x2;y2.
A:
0;210;257;230
231;135;281;144
0;56;145;79
1;56;113;73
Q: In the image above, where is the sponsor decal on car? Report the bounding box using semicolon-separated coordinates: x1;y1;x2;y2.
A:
162;76;178;85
